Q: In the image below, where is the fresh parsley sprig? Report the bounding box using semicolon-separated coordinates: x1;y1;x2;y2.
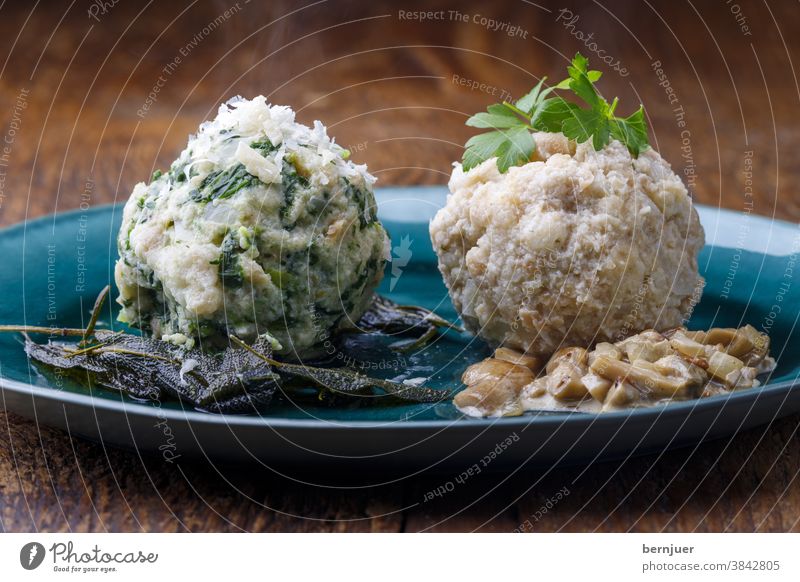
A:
462;52;649;173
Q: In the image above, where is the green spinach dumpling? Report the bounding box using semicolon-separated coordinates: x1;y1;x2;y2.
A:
115;96;388;355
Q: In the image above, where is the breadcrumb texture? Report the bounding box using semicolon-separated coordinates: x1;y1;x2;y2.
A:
430;133;705;356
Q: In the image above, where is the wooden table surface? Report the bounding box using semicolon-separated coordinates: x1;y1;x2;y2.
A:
2;0;800;532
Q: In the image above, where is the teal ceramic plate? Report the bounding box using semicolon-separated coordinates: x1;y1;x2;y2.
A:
1;186;799;472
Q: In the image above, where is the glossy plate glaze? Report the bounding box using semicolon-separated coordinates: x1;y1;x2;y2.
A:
1;187;799;472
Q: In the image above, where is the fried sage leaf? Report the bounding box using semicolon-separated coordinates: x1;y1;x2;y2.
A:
273;362;448;403
358;295;463;334
354;295;463;352
3;289;455;413
24;330;279;413
231;336;447;403
388;325;438;353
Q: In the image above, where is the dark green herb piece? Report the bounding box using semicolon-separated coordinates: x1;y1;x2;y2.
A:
279;158;309;224
216;233;244;288
169;157;190;183
150;169;163;182
462;52;649;172
191;164;258;203
250;139;279;155
341;178;377;227
266;268;294;290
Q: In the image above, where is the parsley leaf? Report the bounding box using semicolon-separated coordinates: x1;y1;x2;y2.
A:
554;54;648;156
466;111;524;129
461;52;649;173
557;53;603;108
495;127;536;173
515;78;554;114
462;130;510;171
610;105;648;157
462;78;553;172
532;97;580;133
561;107;609;150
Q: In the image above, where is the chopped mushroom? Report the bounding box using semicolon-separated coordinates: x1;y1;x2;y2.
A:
653;355;707;387
590;355;697;399
588;342;621;364
582;372;613;402
542;347;590;400
454;325;777;417
493;347;542;371
707;350;745;385
545;347;588;374
603;379;639;410
619;335;674;363
455;354;536;417
546;361;590;400
668;332;711;359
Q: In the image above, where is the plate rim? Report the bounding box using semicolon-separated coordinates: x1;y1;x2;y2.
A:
1;198;799;430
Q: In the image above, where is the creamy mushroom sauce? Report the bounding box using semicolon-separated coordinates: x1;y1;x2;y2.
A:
454;325;776;417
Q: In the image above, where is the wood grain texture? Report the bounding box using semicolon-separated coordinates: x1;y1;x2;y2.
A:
1;0;800;532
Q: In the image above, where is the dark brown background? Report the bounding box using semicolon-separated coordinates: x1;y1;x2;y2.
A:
2;0;800;532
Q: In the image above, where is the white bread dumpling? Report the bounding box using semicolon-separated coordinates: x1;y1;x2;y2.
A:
430;133;705;356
